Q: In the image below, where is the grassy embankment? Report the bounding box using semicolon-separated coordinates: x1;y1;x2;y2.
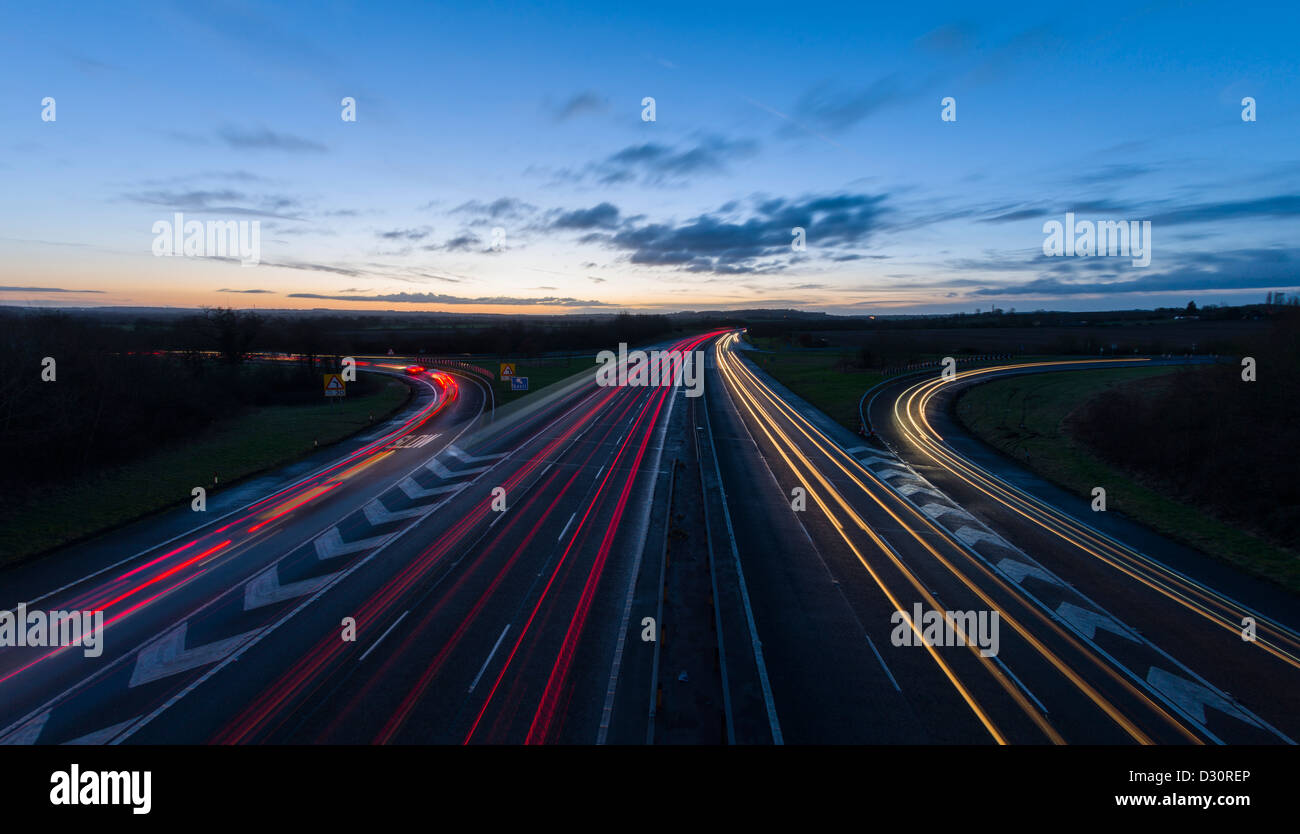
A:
956;367;1300;592
742;336;883;432
0;372;410;565
483;354;599;405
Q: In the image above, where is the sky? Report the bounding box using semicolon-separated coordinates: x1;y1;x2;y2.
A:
2;0;1298;315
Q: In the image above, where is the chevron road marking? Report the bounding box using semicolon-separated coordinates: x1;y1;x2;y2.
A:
129;623;258;688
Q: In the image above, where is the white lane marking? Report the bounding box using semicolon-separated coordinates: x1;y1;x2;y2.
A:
393;433;439;449
14;369;444;611
129;623;259;688
489;511;507;528
314;527;390;560
359;610;409;662
593;465;604;479
557;512;576;542
445;443;507;464
0;710;50;745
1055;601;1138;642
399;478;465;501
244;566;338;611
996;557;1063;587
362;498;429;526
920;502;973;522
426;458;489;479
894;482;945;500
698;379;784;744
952;525;1007;549
864;633;901;693
992;654;1050;715
1146;667;1264;729
468;624;511;693
0;370;489;746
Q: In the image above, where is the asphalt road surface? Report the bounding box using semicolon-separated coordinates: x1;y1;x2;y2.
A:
3;335;1294;745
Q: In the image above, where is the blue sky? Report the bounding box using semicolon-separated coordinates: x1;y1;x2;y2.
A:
2;0;1298;314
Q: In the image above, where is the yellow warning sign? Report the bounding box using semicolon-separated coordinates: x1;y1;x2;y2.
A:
323;374;346;397
499;363;515;379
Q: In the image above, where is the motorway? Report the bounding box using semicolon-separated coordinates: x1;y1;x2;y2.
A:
867;359;1300;742
707;335;1298;744
2;332;1295;745
0;334;719;744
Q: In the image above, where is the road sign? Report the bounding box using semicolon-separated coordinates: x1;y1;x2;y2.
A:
499;363;515;379
510;376;529;391
323;374;346;397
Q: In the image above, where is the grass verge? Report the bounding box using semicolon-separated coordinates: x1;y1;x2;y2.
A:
744;345;882;432
0;373;410;566
955;366;1300;593
485;354;599;406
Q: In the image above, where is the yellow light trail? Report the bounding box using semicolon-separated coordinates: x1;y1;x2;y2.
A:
719;334;1202;744
893;363;1300;672
717;335;1034;744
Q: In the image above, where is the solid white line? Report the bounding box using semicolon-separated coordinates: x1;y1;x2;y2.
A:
468;624;511;693
359;610;409;662
557;512;577;542
489;510;507;528
992;654;1049;715
864;633;902;693
700;377;783;744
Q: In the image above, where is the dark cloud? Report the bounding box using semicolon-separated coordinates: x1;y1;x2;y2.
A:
557;136;759;186
287;292;610;306
217;126;328;153
789;77;906;132
377;227;432;241
1068;163;1156;186
973;194;1300;230
450;198;536;219
552;90;608;121
1149;194;1300;226
550;203;621;230
123;188;303;219
594;192;887;273
439;233;481;252
978;200;1131;224
970;248;1300;296
262;261;365;277
216;288;274;293
980;207;1052;223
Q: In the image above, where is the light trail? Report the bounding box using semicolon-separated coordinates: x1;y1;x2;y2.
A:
891;363;1300;671
716;332;1211;744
